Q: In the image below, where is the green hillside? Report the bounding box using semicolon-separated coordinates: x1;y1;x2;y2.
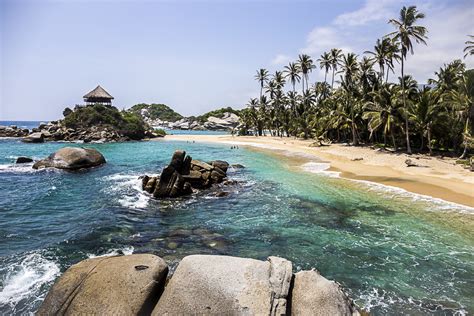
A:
129;103;183;122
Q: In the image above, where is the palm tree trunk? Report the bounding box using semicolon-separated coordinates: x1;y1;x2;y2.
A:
324;70;328;84
331;67;335;89
427;127;432;155
391;128;397;150
459;117;470;159
401;57;412;154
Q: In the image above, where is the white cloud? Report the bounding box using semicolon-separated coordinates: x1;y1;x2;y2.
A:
404;4;474;82
334;0;398;27
271;54;291;65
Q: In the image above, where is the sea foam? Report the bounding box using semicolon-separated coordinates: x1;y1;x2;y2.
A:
0;253;60;311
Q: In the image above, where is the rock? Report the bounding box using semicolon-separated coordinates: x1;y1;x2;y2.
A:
405;159;426;167
141;175;150;190
231;164;245;169
210;160;229;173
351;157;363;161
291;270;360;316
33;147;106;170
37;254;168;316
191;159;213;171
215;191;228;197
144;176;158;193
22;132;44;143
152;255;292;315
16;156;33;164
0;125;29;137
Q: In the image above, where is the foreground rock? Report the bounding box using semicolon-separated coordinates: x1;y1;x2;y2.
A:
153;255;292;315
0;125;29;137
141;150;229;198
39;254;359;315
37;254;168;316
291;270;359;316
33;147;106;170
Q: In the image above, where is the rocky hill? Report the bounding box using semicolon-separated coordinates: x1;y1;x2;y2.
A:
128;103;183;125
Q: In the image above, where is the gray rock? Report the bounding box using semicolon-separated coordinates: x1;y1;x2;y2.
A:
291;270;360;316
37;254;168;316
33;147;106;170
191;159;213;171
22;132;44;143
152;255;292;315
211;160;229;173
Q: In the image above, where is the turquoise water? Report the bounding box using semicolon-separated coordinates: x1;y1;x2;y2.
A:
0;138;473;315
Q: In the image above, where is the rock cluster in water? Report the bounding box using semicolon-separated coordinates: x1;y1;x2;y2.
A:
33;147;106;170
0;125;29;137
142;150;229;198
38;254;360;315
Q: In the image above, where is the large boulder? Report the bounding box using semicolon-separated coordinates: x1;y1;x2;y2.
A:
291;270;360;316
33;147;106;170
22;132;44;143
152;255;292;315
37;254;168;316
142;150;230;198
16;156;33;164
0;125;29;137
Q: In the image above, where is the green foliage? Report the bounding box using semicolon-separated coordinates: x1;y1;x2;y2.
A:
63;104;147;140
128;103;183;122
195;107;241;123
154;128;167;136
63;107;73;117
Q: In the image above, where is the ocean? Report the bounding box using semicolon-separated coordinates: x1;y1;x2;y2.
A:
0;136;473;315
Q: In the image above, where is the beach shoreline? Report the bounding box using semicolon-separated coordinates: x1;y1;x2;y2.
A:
160;134;474;208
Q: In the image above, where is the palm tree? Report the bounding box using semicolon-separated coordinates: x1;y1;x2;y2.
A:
365;38;387;83
464;35;474;58
283;62;301;93
273;71;286;90
298;54;316;93
339;53;360;145
318;52;332;84
255;69;269;100
409;88;442;154
329;48;342;89
388;5;428;154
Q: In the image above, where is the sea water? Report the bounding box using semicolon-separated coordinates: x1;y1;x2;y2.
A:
0;137;472;315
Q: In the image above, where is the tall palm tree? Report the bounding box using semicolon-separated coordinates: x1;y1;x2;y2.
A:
387;5;428;154
329;48;342;89
298;54;316;93
255;69;269;100
365;38;387;83
283;62;301;93
464;35;474;58
273;71;286;90
339;53;361;145
318;52;332;84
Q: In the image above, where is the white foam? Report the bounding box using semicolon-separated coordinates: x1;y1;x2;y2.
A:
301;161;341;178
102;174;152;209
87;246;134;258
0;163;37;174
0;253;60;309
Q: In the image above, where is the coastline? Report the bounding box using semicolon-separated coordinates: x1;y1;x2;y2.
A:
161;134;474;208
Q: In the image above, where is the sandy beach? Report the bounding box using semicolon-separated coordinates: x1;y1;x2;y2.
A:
162;134;474;208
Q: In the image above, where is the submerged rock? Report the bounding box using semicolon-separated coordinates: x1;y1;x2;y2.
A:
33;147;106;170
37;254;168;316
152;255;292;315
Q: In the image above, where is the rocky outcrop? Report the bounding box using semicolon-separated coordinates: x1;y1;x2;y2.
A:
0;125;29;137
152;255;292;315
203;112;240;130
37;254;168;316
141;150;229;198
39;254;360;315
291;270;359;316
22;132;45;143
33;147;106;170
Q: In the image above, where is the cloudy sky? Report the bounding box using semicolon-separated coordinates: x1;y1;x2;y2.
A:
1;0;473;120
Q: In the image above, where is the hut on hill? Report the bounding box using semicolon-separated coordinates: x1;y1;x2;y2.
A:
83;85;114;106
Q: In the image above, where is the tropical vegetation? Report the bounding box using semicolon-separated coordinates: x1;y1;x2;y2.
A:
128;103;183;122
239;6;473;158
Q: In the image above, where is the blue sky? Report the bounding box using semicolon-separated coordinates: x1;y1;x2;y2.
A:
1;0;473;120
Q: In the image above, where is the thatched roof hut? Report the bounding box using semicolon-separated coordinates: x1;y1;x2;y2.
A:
83;85;114;105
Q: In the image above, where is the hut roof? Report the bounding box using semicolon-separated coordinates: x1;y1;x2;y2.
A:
83;85;114;100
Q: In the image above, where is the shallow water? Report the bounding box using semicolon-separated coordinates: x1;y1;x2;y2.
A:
0;138;472;315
